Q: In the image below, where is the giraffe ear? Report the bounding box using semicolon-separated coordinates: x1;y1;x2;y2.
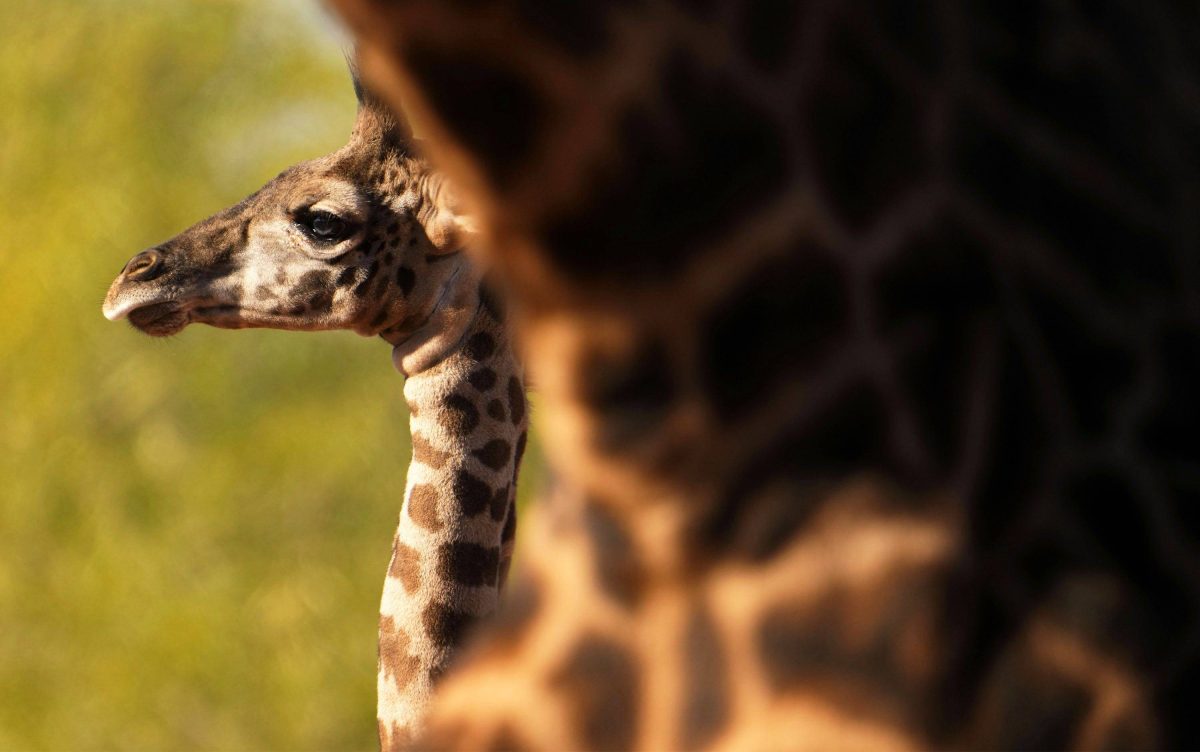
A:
422;170;478;254
348;54;412;144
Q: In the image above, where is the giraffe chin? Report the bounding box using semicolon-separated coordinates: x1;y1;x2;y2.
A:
126;302;190;337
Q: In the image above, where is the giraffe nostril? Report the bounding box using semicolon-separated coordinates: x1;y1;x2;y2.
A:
124;250;162;282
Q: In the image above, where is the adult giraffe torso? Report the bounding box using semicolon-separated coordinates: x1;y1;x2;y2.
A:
333;1;1200;749
102;80;528;746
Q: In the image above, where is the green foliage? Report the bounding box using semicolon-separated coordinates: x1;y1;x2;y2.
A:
0;2;543;748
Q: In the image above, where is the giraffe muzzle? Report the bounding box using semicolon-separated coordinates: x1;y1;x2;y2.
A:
103;248;176;323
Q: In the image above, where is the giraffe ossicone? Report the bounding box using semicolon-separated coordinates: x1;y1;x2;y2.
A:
103;70;528;747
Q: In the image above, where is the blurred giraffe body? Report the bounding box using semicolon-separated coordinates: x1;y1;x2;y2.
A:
103;80;527;744
328;0;1200;749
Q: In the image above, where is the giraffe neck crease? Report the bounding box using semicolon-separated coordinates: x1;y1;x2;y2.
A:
376;274;528;749
384;256;477;377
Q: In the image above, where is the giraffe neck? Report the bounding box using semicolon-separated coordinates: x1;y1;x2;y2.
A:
376;268;528;749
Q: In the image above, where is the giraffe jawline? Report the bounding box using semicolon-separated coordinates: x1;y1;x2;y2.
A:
192;304;246;329
192;304;330;333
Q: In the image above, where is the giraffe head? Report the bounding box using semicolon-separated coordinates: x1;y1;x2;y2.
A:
103;75;473;341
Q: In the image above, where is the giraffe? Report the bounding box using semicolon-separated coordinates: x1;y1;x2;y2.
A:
101;74;528;747
326;0;1200;749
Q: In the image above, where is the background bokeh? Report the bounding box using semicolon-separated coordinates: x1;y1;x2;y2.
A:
0;1;542;748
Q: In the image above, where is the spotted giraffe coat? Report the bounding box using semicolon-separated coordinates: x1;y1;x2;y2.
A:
333;0;1200;749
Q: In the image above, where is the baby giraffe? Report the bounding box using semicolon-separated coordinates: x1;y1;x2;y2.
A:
102;77;528;749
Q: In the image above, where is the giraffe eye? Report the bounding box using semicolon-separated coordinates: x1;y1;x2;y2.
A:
302;210;349;242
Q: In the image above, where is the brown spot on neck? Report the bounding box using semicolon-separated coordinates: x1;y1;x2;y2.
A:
411;432;450;469
379;615;420;691
388;541;422;594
